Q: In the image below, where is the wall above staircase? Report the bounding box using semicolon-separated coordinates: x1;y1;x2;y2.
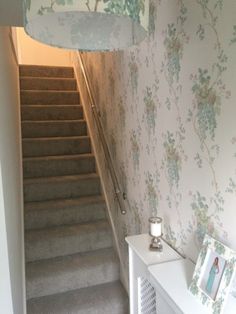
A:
16;28;72;67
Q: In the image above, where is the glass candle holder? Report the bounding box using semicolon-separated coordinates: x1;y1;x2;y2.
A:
149;217;163;252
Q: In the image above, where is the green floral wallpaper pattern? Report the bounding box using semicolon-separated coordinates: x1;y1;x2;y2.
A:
79;0;236;294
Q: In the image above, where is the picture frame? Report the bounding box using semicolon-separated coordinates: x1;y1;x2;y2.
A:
189;234;236;314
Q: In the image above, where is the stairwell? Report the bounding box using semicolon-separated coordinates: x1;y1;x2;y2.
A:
20;65;128;314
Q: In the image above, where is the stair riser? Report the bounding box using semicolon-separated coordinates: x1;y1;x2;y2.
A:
26;258;119;299
21;106;83;121
22;121;87;138
20;78;77;91
23;156;96;178
20;66;74;78
21;91;80;105
25;224;112;262
22;137;91;157
24;176;101;202
25;202;106;230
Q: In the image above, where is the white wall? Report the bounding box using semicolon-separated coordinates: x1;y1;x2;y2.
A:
17;27;72;66
0;27;25;314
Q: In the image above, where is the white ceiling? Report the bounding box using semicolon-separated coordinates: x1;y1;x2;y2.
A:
0;0;23;26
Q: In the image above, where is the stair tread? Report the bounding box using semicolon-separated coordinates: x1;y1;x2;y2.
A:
21;102;80;106
21;90;79;94
20;65;74;79
24;172;99;184
23;153;94;162
21;106;84;122
22;119;85;123
21;104;82;108
24;195;106;230
21;76;76;81
25;220;112;261
25;219;109;235
21;90;80;105
23;152;95;178
20;79;77;91
20;65;74;69
24;195;105;211
27;281;129;314
23;171;100;203
26;248;118;298
27;247;117;275
23;135;89;141
21;119;87;138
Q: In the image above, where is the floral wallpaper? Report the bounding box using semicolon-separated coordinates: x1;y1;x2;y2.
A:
75;0;236;295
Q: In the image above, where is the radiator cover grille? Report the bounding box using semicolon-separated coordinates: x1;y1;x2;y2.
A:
138;277;156;314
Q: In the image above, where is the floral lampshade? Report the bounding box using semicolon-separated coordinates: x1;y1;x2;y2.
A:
23;0;150;51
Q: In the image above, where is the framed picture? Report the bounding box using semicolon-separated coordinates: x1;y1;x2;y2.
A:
189;234;236;314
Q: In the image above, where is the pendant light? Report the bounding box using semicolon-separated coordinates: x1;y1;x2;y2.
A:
23;0;149;51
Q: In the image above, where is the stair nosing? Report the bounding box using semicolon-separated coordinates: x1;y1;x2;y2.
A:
22;119;85;122
24;195;105;211
24;172;99;184
21;90;78;93
21;90;79;94
23;153;94;162
22;135;89;141
20;76;76;81
19;65;74;69
26;247;117;269
25;219;109;235
21;104;82;108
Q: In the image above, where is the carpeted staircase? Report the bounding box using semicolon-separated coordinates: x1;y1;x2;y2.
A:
20;65;128;314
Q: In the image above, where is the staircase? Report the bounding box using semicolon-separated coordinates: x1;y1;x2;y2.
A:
20;65;128;314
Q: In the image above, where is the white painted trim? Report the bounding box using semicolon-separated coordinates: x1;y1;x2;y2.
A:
0;164;14;314
9;28;26;313
7;29;26;314
8;28;18;65
72;52;128;292
16;66;27;314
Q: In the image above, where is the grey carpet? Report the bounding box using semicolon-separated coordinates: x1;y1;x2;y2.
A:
27;281;129;314
24;195;106;230
22;120;87;138
22;135;91;157
21;105;84;121
26;248;119;299
21;90;80;105
20;77;77;91
23;153;96;178
20;65;128;313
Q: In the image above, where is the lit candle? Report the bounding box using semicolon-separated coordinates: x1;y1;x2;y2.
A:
149;217;162;237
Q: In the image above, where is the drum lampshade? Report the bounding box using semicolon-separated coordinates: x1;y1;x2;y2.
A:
23;0;149;51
